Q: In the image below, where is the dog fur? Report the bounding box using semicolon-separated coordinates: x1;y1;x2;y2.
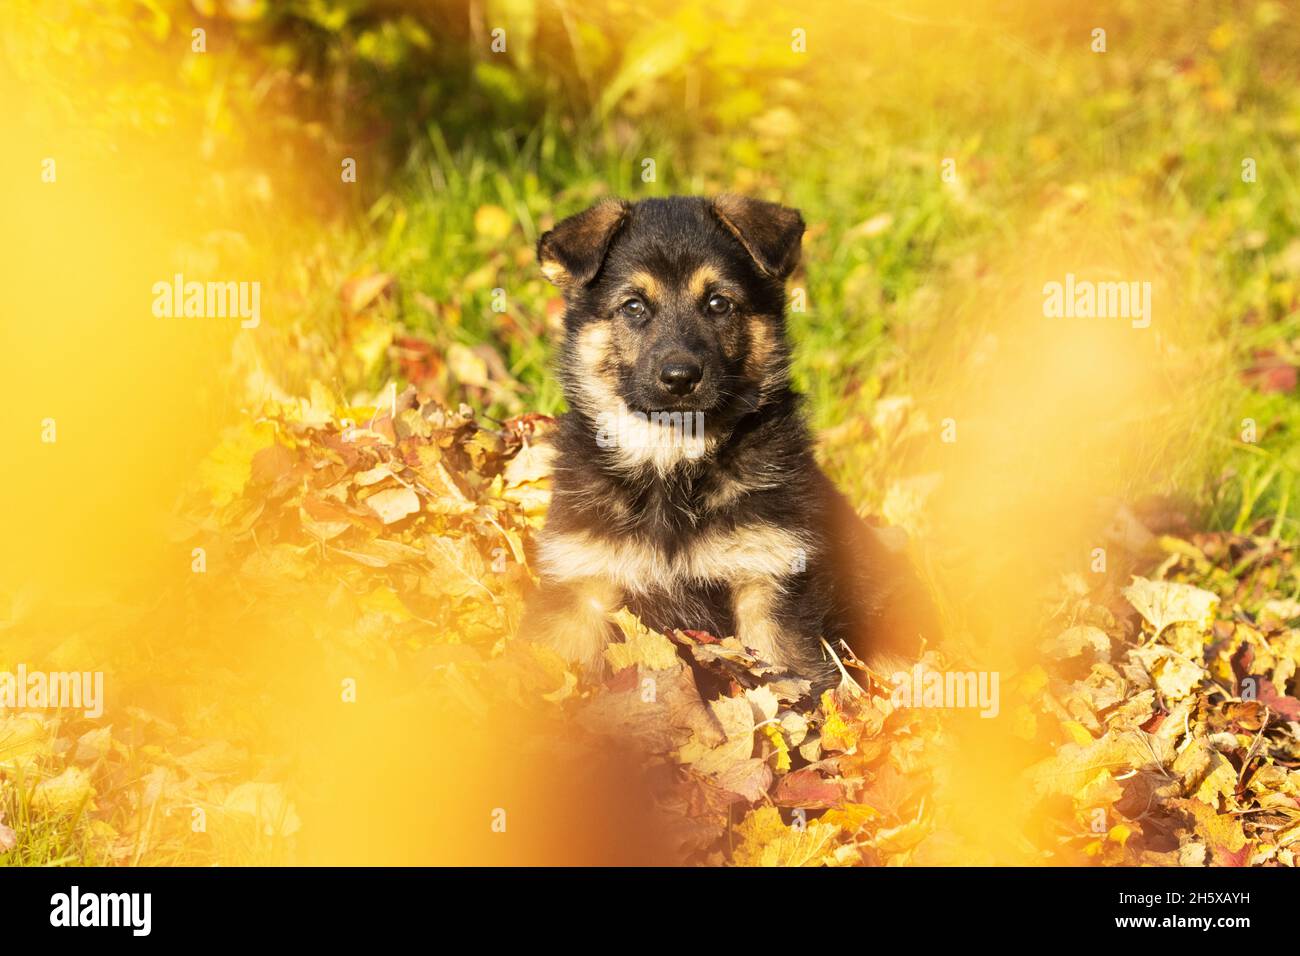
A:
523;195;938;692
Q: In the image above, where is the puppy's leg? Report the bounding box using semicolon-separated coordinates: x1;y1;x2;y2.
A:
731;578;785;664
519;577;620;677
732;578;839;692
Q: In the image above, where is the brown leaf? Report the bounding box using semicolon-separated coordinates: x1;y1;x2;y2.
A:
773;768;846;809
341;272;395;313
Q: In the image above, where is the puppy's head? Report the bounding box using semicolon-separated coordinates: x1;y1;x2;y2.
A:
539;195;804;421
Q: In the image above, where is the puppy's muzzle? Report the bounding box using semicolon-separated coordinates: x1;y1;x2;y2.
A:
658;355;703;396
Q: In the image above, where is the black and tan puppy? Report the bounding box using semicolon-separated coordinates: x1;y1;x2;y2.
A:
525;195;937;692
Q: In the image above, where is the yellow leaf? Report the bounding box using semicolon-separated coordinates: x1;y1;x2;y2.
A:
1043;625;1110;660
423;536;492;601
502;441;554;487
411;453;476;516
447;343;491;388
604;609;680;672
363;486;420;524
732;805;844;867
1122;576;1218;637
821;803;880;832
473;204;513;241
1107;823;1133;846
0;715;51;772
762;723;791;772
32;766;94;815
872;817;929;855
1016;664;1050;696
222;782;301;837
1062;721;1095;746
819;691;854;752
199;420;277;507
679;694;754;774
1131;645;1203;701
358;585;408;621
1181;799;1247;865
500;480;551;520
73;726;114;763
1076;769;1123;809
1277;821;1300;849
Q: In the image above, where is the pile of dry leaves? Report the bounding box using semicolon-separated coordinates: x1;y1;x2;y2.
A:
7;387;1297;866
1018;535;1300;866
186;384;551;647
182;392;1300;866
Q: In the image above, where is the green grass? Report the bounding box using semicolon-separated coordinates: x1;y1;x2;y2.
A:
263;4;1300;542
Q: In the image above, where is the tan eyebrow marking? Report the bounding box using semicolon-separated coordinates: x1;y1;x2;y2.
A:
628;271;662;299
688;264;722;299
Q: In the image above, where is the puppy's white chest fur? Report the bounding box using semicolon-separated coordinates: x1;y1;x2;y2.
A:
537;524;809;596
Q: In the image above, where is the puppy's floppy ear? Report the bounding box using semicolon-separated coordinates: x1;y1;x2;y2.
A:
537;199;631;289
711;194;805;280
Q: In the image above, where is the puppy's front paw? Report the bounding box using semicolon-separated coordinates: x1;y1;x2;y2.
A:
519;578;619;679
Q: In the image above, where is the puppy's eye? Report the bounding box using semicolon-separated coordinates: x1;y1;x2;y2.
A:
706;294;732;316
620;297;647;320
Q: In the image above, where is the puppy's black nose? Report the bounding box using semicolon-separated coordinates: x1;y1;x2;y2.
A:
658;359;703;396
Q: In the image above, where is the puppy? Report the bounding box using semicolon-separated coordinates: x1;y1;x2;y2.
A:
524;195;937;692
